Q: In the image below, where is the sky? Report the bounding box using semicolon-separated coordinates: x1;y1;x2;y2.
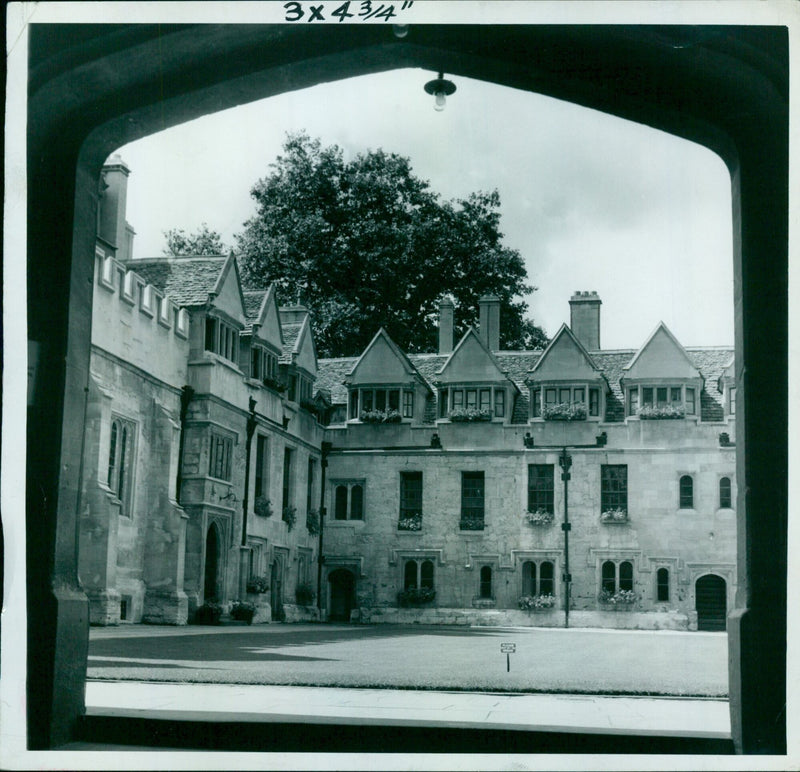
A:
117;67;734;351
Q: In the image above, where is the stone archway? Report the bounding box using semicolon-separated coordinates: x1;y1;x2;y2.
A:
696;574;727;632
22;19;788;751
328;568;356;622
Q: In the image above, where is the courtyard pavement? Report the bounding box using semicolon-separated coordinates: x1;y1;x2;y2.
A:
88;623;728;696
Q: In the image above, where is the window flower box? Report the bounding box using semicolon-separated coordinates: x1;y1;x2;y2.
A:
254;496;272;518
518;594;556;611
600;507;628;524
637;405;685;419
306;508;320;536
397;587;435;607
598;589;637;608
246;576;269;595
459;516;485;531
542;402;587;421
398;513;422;531
263;376;287;394
526;509;555;526
359;409;402;424
448;408;493;422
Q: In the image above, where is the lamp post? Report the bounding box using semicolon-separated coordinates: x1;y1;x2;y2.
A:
239;397;258;598
317;441;332;616
558;448;573;629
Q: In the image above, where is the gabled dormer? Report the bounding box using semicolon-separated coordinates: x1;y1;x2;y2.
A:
241;285;283;390
279;306;318;405
717;356;736;419
526;324;608;421
344;328;430;423
621;322;704;419
434;327;518;423
201;254;247;367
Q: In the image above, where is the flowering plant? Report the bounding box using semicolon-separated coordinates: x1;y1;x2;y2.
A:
398;513;422;531
360;409;402;423
542;402;587;421
599;589;637;606
526;509;554;525
637;405;685;420
306;508;320;536
282;504;297;531
600;507;628;523
398;587;436;606
459;516;485;531
448;408;493;422
254;496;272;518
246;576;269;594
518;594;556;610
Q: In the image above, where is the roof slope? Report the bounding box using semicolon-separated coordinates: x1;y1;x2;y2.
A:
129;256;226;307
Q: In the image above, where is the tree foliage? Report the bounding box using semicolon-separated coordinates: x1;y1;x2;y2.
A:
236;132;547;357
163;223;227;256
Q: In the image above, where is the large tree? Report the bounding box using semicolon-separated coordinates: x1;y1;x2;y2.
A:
236;132;546;357
163;222;227;256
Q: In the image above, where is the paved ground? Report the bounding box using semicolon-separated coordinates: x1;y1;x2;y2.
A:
88;623;728;696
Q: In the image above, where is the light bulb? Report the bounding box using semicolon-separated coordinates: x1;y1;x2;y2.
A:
434;91;446;111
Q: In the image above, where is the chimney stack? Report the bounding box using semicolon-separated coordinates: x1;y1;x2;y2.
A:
438;296;454;355
98;155;131;259
479;294;501;352
569;291;602;350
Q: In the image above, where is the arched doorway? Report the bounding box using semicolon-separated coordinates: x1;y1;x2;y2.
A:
329;569;356;622
696;574;727;631
203;523;219;602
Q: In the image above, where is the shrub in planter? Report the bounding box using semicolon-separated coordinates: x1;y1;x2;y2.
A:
254;496;272;518
542;402;587;421
230;600;256;624
383;409;402;423
295;583;315;606
194;601;222;625
518;594;556;610
282;504;297;531
246;576;269;594
397;587;436;607
306;508;320;536
459;516;485;531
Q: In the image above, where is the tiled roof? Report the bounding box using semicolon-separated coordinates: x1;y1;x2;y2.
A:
242;290;266;332
280;322;303;362
128;256;226;307
316;344;734;424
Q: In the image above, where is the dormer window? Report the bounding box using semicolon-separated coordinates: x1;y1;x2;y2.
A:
348;387;415;420
530;385;601;420
205;315;239;363
625;384;696;418
286;371;313;403
438;385;507;420
250;345;278;382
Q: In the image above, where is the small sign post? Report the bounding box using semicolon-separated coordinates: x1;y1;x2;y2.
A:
500;642;516;672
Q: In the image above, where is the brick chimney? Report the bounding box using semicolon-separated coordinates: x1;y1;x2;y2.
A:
438;296;454;355
569;291;602;350
479;294;501;352
98;155;132;259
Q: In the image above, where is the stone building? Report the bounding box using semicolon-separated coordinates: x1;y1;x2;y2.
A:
79;157;736;631
79;157;324;625
316;295;737;631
